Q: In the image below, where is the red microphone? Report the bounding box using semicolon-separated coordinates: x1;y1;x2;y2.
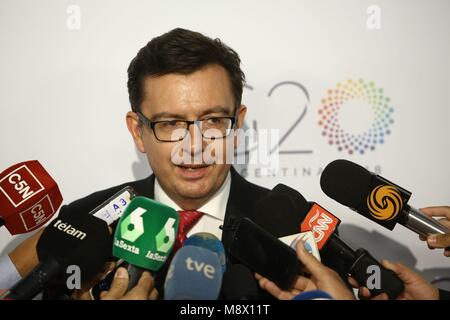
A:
300;203;341;249
0;160;63;235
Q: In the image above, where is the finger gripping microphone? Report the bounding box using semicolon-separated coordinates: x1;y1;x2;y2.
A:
164;246;222;300
112;196;179;289
0;160;63;234
320;159;450;237
3;211;111;300
301;203;404;299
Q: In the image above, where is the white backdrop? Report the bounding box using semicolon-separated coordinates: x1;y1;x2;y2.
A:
1;0;449;287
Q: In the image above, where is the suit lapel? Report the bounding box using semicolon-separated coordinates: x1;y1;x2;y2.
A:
222;167;259;251
132;174;155;199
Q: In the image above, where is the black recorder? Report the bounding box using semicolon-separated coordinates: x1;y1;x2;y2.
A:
228;217;299;290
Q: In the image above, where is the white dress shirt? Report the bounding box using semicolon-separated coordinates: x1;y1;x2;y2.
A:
0;253;21;289
154;172;231;240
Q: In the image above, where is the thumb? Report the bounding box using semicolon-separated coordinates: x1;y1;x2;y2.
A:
381;260;412;285
295;240;325;277
427;233;450;249
102;267;129;300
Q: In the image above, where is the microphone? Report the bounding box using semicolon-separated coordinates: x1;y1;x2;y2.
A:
292;290;333;300
227;216;299;290
89;186;137;226
252;184;404;299
112;196;179;289
0;160;63;235
222;264;258;300
184;232;226;273
320;159;450;237
164;245;222;300
2;210;111;300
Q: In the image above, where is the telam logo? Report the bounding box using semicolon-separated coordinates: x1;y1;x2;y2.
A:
53;220;87;240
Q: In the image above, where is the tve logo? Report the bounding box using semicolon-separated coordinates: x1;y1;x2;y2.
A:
0;165;44;207
301;203;341;249
185;256;217;279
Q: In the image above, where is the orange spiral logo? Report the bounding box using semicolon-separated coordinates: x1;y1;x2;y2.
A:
367;185;403;221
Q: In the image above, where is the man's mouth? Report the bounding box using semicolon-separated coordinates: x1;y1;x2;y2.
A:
176;164;210;179
177;164;210;171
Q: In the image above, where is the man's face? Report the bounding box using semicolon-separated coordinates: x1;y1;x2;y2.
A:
126;64;246;209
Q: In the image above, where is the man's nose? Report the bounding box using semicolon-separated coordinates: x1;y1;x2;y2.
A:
184;121;204;157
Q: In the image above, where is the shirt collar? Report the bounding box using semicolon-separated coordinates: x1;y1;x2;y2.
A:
154;172;231;221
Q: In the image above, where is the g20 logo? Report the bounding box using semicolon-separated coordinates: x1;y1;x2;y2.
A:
318;79;395;155
243;78;394;157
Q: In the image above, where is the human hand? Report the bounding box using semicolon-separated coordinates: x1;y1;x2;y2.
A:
256;241;355;300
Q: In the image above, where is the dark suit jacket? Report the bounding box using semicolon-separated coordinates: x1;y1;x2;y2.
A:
60;166;269;251
57;167;269;297
58;166;347;299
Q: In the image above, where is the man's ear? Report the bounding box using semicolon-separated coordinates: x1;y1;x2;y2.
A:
126;111;146;153
236;104;247;129
233;105;247;150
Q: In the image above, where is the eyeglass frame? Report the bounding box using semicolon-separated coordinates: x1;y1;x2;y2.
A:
135;109;239;142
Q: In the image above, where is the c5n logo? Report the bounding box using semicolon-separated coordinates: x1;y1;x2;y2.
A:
121;207;145;242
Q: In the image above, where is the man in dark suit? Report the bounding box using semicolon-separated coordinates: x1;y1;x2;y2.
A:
4;27;355;300
6;27;273;298
58;165;271;297
6;27;350;299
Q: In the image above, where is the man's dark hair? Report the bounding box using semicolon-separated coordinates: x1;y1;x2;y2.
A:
127;28;245;112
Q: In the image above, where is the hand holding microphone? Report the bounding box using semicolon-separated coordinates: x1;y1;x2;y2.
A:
1;160;63;279
2;210;112;300
420;206;450;256
256;240;355;300
349;261;439;300
100;267;158;300
320;159;450;238
251;184;404;299
112;196;179;291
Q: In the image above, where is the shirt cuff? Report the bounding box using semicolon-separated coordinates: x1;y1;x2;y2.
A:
0;254;22;289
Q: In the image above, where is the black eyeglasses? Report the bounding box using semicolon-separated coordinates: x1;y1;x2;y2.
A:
136;112;237;142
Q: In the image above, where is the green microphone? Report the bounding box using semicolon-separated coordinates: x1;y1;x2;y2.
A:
112;196;179;289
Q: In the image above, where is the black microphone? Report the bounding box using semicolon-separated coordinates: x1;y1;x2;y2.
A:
251;184;404;299
2;211;112;300
320;159;450;237
222;264;259;300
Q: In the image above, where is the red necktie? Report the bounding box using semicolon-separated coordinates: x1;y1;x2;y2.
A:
173;210;204;252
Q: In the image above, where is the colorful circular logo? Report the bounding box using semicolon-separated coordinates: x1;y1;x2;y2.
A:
367;185;403;221
318;79;394;154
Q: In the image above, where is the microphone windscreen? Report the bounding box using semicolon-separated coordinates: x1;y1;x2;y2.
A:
320;159;373;209
37;211;112;283
164;246;222;300
222;264;258;300
112;197;179;271
251;184;310;237
293;290;333;300
0;160;63;235
184;233;226;273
